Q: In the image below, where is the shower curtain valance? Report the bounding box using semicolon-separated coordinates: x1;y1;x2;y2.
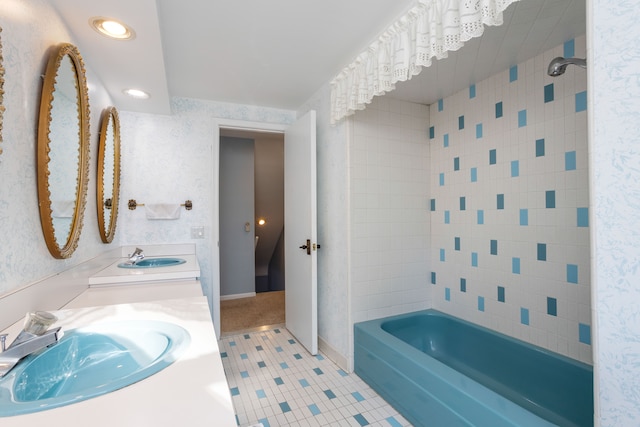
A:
330;0;520;124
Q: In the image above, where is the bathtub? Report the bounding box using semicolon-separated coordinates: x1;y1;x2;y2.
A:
354;310;593;427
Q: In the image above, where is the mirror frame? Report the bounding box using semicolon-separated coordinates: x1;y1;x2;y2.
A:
37;43;91;259
97;106;121;243
0;26;4;156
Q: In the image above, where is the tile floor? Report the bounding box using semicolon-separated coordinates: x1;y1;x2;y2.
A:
220;326;412;427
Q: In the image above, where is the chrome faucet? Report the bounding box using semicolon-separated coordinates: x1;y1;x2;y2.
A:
127;247;145;264
0;311;62;378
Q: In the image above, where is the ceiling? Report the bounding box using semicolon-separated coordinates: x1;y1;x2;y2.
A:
50;0;586;116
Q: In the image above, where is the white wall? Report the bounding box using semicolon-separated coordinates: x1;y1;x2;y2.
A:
0;1;117;300
589;1;640;424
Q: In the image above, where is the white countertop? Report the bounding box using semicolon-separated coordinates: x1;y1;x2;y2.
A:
89;254;200;286
0;297;236;426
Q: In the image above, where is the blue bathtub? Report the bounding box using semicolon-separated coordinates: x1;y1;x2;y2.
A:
354;309;593;427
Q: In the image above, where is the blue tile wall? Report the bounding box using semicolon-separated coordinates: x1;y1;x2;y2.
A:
429;36;590;363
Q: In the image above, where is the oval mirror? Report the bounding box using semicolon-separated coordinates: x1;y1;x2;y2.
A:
97;107;121;243
37;43;90;259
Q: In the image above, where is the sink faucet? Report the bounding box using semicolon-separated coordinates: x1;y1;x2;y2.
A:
0;311;62;378
127;247;145;264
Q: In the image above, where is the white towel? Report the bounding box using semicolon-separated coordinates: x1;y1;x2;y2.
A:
145;203;181;220
51;200;75;218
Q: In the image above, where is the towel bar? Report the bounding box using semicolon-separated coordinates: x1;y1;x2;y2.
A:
128;199;193;211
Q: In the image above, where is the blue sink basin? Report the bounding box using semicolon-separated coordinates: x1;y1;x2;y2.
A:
0;320;190;416
117;257;186;269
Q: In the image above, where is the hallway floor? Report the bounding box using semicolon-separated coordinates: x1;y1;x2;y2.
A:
219;327;411;427
221;291;285;333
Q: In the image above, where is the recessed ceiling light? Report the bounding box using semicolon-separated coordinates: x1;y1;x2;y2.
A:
90;17;135;40
123;88;150;99
258;219;266;226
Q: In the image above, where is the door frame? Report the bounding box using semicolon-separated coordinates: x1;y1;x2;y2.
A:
212;119;288;338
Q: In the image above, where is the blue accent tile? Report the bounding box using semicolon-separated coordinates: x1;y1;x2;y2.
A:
460;196;466;211
478;296;485;312
274;377;284;385
288;339;296;344
472;252;478;267
509;65;518;82
274;329;280;333
469;84;476;98
445;210;450;224
244;334;250;339
315;354;324;360
235;415;239;425
324;389;336;399
566;151;577;170
438;98;444;111
439;172;445;186
471;167;478;182
518;109;527;127
240;353;248;360
511;160;520;177
564;39;575;58
546;190;556;208
280;362;289;369
444;133;449;147
490;240;498;255
460;278;467;292
338;369;348;377
445;288;451;301
536;138;545;157
240;370;249;378
430;198;436;211
313;368;323;375
352;391;365;402
275;346;283;353
512;257;521;274
431;272;436;284
544;84;554;103
455;237;461;251
577;207;589;227
440;248;445;262
538;243;547;261
386;416;403;427
259;418;271;427
308;404;321;416
489;149;497;165
454;157;460;171
354;413;370;426
567;264;579;284
229;341;236;347
521;308;530;325
458;115;465;130
520;209;528;226
477;210;484;225
498;286;505;303
576;91;587;112
258;361;266;368
256;345;263;351
497;194;504;209
279;402;291;413
256;389;266;399
220;352;227;358
230;387;239;396
579;323;591;345
429;126;435;139
547;297;557;316
495;101;503;118
476;123;483;139
299;378;310;387
294;353;302;360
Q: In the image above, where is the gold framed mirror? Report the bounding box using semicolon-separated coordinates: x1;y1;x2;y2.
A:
37;43;91;259
97;107;121;243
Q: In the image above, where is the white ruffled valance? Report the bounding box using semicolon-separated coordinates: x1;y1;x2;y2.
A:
330;0;520;124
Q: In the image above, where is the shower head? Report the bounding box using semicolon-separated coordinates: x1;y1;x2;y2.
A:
547;56;587;77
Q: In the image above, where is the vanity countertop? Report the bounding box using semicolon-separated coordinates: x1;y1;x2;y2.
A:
1;297;236;426
88;254;200;286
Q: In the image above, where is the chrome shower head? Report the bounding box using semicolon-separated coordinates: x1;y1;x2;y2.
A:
547;56;587;77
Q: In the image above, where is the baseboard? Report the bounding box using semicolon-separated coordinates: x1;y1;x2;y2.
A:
220;292;256;301
319;335;349;372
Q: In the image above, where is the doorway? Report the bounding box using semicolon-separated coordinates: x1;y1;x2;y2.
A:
219;129;285;334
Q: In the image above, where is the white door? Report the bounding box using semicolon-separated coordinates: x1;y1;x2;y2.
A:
284;110;318;355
